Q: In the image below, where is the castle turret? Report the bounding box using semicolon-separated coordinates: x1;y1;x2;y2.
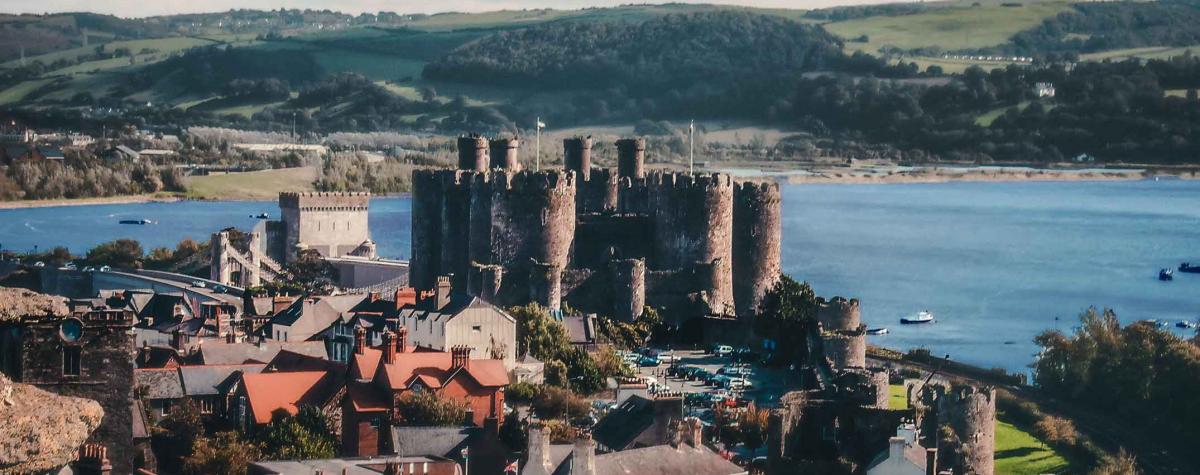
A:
817;297;865;370
439;171;475;291
732;181;782;319
817;297;861;331
490;137;521;171
616;138;646;179
648;172;735;316
468;262;504;302
457;135;490;172
410;170;445;291
938;385;996;475
564;136;593;181
488;171;576;272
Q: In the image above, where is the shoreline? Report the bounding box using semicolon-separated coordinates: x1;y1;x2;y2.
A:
0;167;1186;210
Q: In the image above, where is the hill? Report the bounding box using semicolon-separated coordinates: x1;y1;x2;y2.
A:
423;11;844;92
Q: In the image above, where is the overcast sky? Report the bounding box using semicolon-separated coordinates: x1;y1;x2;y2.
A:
3;0;898;18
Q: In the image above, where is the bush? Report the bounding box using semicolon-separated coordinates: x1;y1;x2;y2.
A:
532;386;590;420
394;391;470;427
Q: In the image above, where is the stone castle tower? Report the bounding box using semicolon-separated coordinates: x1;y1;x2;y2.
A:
410;134;782;325
278;191;375;262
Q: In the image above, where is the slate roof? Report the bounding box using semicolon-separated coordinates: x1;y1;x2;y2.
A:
266;349;346;373
562;314;597;345
389;426;477;458
132;399;150;440
548;444;746;475
269;294;369;340
395;295;515;326
179;364;265;396
135;368;184;400
591;395;656;450
198;341;328;365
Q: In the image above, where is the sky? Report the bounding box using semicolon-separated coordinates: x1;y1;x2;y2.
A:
2;0;899;18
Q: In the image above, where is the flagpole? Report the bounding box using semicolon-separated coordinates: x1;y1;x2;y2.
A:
535;117;542;171
688;119;695;174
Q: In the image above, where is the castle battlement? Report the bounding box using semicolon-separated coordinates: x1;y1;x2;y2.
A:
279;191;370;210
491;170;577;194
735;181;783;202
648;171;733;190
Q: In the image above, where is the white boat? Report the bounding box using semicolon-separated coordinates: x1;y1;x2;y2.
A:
901;310;935;324
866;328;890;335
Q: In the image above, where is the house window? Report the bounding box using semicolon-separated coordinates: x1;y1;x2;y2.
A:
62;346;81;377
472;325;482;333
199;398;215;414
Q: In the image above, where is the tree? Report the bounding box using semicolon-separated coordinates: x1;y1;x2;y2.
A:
532;385;590;420
85;238;144;269
738;403;770;453
394;391;469;426
183;431;261;475
152;398;204;474
257;409;337;460
509;303;571;360
754;275;819;362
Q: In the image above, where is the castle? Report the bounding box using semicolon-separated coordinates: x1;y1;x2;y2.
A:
410;135;781;325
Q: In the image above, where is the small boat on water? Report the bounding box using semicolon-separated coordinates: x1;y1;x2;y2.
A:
252;213;270;219
1180;263;1200;274
901;310;935;324
1176;320;1197;329
1160;268;1174;281
866;328;889;335
119;219;155;225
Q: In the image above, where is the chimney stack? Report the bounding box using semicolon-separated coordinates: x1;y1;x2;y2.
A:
397;326;409;353
457;135;490;172
572;432;597;475
524;423;553;475
369;291;381;303
382;330;397;364
74;444;111;475
925;448;938;475
451;345;470;369
354;326;367;355
435;275;452;310
170;329;184;352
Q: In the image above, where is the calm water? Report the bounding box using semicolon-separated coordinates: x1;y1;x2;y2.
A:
2;180;1198;372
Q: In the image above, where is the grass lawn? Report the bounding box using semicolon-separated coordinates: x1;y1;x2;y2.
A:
888;384;909;410
995;420;1071;475
184;167;317;200
825;1;1072;54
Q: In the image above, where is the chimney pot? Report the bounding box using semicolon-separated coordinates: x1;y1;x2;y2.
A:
382;330;397;364
354;326;367;355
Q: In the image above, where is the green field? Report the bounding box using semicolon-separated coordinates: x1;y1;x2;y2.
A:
2;36;217;70
888;384;909;410
1081;45;1200;62
995;420;1072;475
184;167;317;200
825;1;1072;54
0;78;54;105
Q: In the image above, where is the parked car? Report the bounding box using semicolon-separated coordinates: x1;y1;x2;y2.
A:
638;355;661;367
691;368;713;382
708;374;731;387
714;345;734;357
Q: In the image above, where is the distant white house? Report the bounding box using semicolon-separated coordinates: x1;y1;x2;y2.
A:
233;143;329;155
1035;82;1056;98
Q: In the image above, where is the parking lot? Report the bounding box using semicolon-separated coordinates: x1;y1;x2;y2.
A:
624;348;800;408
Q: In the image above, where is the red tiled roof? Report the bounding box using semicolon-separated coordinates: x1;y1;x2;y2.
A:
462;359;509;387
242;371;329;424
346;382;390;413
378;352;454;390
350;348;382;380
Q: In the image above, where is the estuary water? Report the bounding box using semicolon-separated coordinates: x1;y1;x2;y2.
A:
1;179;1198;372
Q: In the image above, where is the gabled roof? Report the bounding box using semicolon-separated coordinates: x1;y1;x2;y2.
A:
346;381;390;413
136;345;182;368
269;294;370;340
377;352;454;390
562;314;596;345
199;341;328;365
241;371;338;424
389;426;477;458
179;364;265;397
395;295;516;325
135;368;184;400
266;349;346;373
591;395;657;451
